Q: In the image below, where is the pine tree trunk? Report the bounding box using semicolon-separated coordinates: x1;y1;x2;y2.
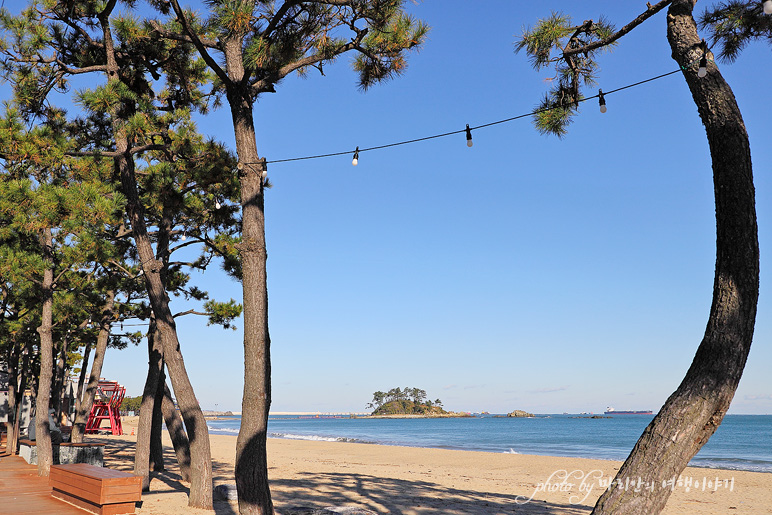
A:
592;2;759;513
225;73;273;513
52;335;69;418
98;10;213;507
136;320;163;491
150;363;166;473
6;341;20;455
76;341;92;403
9;340;32;455
71;292;115;444
35;227;55;476
161;380;192;482
72;340;92;435
119;151;213;508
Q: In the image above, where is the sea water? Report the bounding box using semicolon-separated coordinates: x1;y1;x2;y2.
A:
206;414;772;473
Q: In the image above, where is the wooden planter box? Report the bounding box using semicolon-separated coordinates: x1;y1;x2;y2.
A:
50;463;142;515
18;438;104;466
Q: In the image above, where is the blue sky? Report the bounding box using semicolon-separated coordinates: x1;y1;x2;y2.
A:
5;1;772;414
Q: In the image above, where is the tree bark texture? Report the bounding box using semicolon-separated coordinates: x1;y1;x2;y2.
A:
135;320;163;491
150;361;166;472
9;340;32;455
35;227;55;476
74;341;92;409
71;292;115;444
161;380;191;482
5;341;20;455
224;39;273;513
52;334;69;418
119;139;213;508
592;1;759;513
99;9;213;508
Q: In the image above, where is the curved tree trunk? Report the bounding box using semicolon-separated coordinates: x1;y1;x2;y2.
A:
35;227;55;476
71;291;115;444
120;150;213;509
95;6;213;507
592;1;759;513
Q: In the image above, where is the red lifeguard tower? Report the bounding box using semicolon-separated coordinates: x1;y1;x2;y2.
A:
85;380;126;435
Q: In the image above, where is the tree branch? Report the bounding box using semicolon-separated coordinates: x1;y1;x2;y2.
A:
173;309;207;318
563;0;672;57
252;30;366;93
65;144;166;158
55;60;110;75
167;0;231;85
148;20;219;48
263;1;300;38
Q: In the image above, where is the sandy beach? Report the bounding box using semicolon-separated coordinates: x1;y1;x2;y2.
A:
86;416;771;514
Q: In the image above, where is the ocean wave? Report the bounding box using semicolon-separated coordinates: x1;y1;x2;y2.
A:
269;432;374;444
504;448;520;454
207;425;239;435
689;457;772;474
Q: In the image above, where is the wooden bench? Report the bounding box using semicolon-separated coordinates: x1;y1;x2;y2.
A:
50;463;142;515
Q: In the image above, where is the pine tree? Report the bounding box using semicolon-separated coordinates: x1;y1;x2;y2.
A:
0;2;224;504
0;105;124;475
149;2;429;512
517;2;759;512
131;130;242;490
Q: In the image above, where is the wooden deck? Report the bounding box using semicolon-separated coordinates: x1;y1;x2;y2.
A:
0;454;88;514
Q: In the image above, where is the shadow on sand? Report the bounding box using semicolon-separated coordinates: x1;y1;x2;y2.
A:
94;437;589;514
270;471;591;515
93;436;238;514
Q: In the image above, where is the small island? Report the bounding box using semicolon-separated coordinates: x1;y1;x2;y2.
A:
366;387;471;418
506;410;534;418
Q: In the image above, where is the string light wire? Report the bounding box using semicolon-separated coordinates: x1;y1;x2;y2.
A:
255;67;686;166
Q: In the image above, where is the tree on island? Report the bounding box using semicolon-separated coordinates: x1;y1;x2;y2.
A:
517;1;759;513
367;387;445;415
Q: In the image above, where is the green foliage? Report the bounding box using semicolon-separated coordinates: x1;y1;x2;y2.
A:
367;386;442;413
515;12;617;137
152;1;429;96
204;298;242;330
120;395;143;414
354;11;429;90
0;0;246;396
700;1;772;62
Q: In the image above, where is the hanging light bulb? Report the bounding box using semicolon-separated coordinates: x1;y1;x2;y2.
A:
352;147;359;166
181;230;187;241
697;55;708;77
465;124;473;147
598;89;607;113
215;199;221;209
764;0;772;15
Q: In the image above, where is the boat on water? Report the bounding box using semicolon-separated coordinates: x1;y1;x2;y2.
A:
604;407;653;415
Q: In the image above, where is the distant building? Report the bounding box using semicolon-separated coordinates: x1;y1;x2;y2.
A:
0;363;77;432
